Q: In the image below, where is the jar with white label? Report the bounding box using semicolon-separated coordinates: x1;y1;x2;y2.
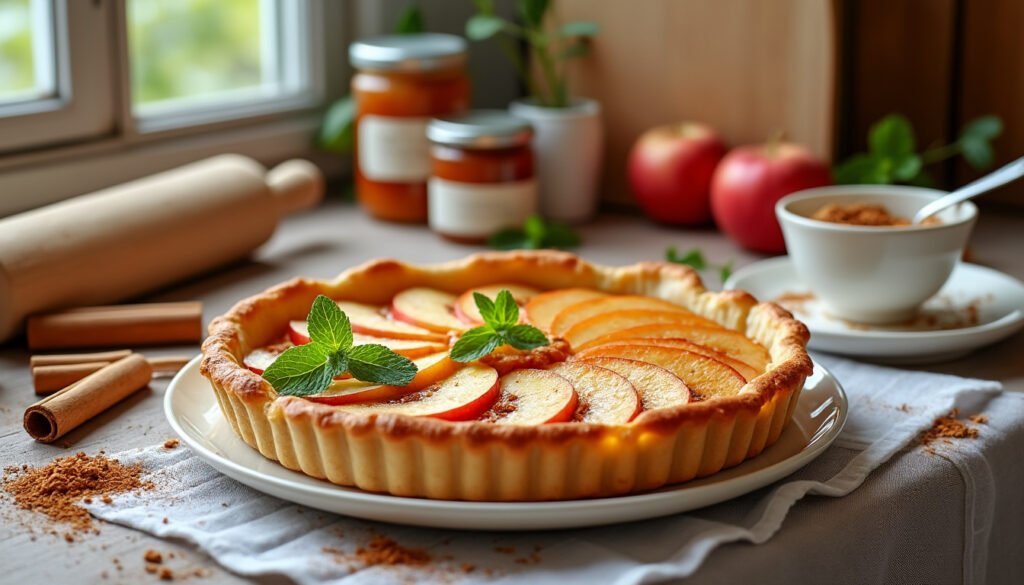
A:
426;111;537;243
350;34;469;223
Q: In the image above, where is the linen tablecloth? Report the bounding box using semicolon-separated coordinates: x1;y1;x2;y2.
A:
85;354;1024;584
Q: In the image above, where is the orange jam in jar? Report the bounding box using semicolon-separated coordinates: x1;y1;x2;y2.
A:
426;111;537;243
349;34;469;223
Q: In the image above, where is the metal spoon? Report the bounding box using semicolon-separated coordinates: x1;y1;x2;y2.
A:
913;155;1024;224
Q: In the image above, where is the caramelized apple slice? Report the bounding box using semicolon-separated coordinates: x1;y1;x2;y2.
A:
575;344;745;400
562;310;722;350
305;352;457;405
576;323;770;372
453;284;540;325
578;337;759;381
288;320;446;358
390;287;470;333
336;301;447;342
550;295;697;337
578;356;692;411
524;288;607;332
333;364;499;421
482;369;577;424
548;362;640;424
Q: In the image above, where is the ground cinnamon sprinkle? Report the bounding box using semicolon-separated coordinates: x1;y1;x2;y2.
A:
355;535;431;567
1;452;152;534
163;438;180;449
920;409;982;451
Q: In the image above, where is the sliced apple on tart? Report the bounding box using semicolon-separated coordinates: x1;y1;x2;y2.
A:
305;351;458;405
548;361;640;424
482;369;578;424
578;356;692;410
576;323;770;373
390;287;470;333
288;320;446;357
575;344;745;400
332;363;499;421
335;300;447;342
577;337;759;381
454;284;540;325
549;295;698;337
561;309;722;349
523;288;607;332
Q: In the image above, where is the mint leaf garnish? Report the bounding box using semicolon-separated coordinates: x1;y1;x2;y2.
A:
666;247;734;286
262;295;417;396
347;344;417;386
449;326;501;362
449;289;549;363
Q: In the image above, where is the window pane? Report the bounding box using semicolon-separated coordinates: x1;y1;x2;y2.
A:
128;0;299;112
0;0;55;105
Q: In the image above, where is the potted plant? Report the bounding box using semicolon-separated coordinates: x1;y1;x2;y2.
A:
466;0;602;223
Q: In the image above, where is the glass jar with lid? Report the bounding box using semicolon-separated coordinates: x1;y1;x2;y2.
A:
350;33;470;223
426;111;537;243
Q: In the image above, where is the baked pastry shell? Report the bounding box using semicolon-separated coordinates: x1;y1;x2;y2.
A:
201;251;812;501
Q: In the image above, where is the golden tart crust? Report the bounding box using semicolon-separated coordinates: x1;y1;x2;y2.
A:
200;251;812;501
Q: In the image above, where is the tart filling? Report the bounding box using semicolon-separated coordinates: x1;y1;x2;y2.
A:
201;252;811;501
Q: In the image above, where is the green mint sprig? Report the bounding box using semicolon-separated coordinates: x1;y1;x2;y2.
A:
666;246;733;284
262;295;417;396
450;290;549;362
489;214;580;251
834;113;1003;186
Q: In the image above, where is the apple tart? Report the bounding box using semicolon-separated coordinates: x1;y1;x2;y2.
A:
201;251;811;501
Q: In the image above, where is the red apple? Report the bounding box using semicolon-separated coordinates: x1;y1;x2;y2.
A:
710;142;832;253
628;122;728;225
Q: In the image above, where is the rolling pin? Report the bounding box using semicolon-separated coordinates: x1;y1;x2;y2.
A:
0;154;323;342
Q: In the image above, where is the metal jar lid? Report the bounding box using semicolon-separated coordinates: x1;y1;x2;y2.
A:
349;33;467;72
427;110;533;149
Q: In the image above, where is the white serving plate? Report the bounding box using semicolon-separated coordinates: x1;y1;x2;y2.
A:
727;257;1024;364
165;356;846;531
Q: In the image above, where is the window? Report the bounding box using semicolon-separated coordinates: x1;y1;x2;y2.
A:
0;0;343;216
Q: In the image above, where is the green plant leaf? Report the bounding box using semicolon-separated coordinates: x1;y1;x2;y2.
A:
488;228;530;250
543;221;581;248
517;0;550;28
305;295;352;352
891;154;923;182
666;246;706;270
346;344;417;386
869;114;916;158
561;41;591;59
450;327;501;362
473;292;497;324
492;289;520;328
394;3;426;34
961;115;1003;141
318;97;355;154
719;262;733;284
523;214;547;246
505;324;549;350
833;153;892;185
466;14;506;40
961;137;995;169
471;0;496;15
262;343;344;397
560;21;600;37
906;169;935;188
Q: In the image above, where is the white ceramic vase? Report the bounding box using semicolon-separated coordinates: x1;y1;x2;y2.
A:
509;98;603;223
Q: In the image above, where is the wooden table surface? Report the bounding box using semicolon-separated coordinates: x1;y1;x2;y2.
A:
1;201;1021;584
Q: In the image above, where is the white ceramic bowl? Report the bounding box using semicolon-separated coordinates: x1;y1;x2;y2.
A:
776;185;978;324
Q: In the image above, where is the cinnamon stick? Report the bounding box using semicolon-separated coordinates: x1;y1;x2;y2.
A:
26;302;203;350
24;354;153;443
30;349;133;368
31;353;192;395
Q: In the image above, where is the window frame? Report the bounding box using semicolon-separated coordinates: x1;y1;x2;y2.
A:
0;0;348;217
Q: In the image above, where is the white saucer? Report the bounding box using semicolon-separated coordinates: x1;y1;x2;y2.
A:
165;356;847;531
726;258;1024;364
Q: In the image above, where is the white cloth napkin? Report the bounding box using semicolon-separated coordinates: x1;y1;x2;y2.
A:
86;355;1004;585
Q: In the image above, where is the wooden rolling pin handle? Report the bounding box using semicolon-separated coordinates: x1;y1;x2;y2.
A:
268;159;324;217
24;354;152;443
